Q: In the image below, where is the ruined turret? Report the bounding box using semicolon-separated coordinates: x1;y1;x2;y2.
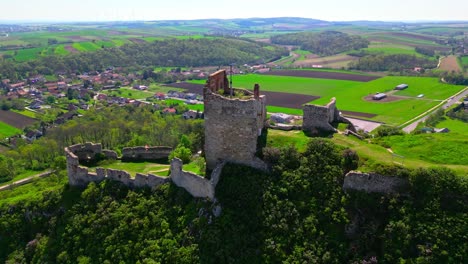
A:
203;70;267;170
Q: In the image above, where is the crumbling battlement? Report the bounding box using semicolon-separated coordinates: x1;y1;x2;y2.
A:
170;158;226;200
65;143;225;201
122;146;172;161
65;143;169;188
204;70;267;170
343;171;410;194
303;97;350;134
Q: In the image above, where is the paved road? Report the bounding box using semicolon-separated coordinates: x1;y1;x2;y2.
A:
0;170;53;192
402;87;468;133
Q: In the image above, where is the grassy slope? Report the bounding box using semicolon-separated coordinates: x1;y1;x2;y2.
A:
267;129;468;176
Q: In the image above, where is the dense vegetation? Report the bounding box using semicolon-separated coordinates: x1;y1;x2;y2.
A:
1;139;466;263
348;54;437;72
0;38;287;81
0;105;203;183
270;31;369;56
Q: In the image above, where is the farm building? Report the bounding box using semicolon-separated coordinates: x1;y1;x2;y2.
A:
395;84;408;90
373;93;387;100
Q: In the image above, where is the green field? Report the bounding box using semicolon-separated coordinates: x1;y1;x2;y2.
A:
460;56;468;68
391;77;465;99
11;109;37;118
104;87;154;99
193;74;464;125
363;42;421;56
0;121;21;138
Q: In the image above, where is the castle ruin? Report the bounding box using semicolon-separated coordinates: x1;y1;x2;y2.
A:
203;70;267;170
302;97;353;134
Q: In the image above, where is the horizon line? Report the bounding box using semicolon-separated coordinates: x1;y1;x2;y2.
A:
1;17;468;24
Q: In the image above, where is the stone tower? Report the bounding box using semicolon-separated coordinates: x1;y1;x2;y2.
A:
203;70;267;170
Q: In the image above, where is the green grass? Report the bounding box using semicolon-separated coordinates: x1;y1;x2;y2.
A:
11;109;37;118
267;130;467;175
363;42;421;56
193;75;464;125
72;42;102;52
13;47;44;61
436;118;468;134
54;44;70;55
0;121;21;138
0;170;41;187
266;106;302;115
104;87;154;99
89;160;170;177
380;133;467;167
460;56;468;68
392;77;465;100
0;172;67;207
267;130;310;151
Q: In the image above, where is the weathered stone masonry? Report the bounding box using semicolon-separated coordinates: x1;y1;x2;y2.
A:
303;97;352;134
66;142;226;200
203;70;267;171
65;143;169;189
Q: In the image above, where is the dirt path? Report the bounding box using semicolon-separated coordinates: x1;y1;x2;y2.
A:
0;170;54;192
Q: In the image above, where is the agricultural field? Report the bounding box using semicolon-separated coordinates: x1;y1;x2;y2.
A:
362;42;421;56
0;110;37;129
0;121;21;139
459;56;468;70
439;55;462;72
365;32;448;50
189;72;465;125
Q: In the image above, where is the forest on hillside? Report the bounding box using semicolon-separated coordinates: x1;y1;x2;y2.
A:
0;105;204;183
348;54;438;72
0;139;466;263
270;31;369;56
0;38;288;81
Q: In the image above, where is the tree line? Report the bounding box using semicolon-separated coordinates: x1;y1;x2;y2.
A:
270;31;369;56
0;37;288;81
348;54;438;72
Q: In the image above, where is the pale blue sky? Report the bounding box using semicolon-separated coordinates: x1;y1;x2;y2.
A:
2;0;467;22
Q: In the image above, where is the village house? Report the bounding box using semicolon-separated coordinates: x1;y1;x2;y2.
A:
162;107;176;114
182;110;203;119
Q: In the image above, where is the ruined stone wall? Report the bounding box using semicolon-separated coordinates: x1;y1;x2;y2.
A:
65;143;168;188
204;90;267;169
343;171;410;194
67;142;103;161
170;158;226;200
303;97;342;133
122;146;172;161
